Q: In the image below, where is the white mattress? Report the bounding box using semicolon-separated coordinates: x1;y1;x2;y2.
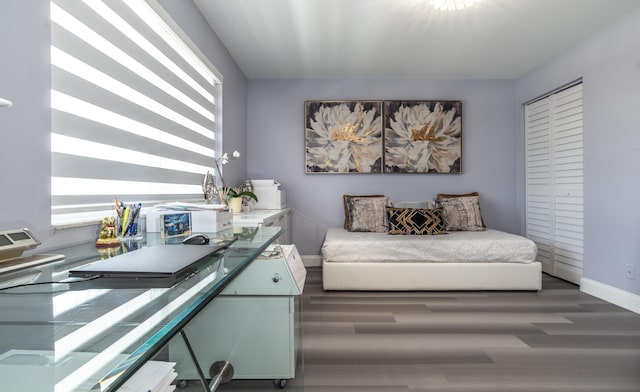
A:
322;228;537;264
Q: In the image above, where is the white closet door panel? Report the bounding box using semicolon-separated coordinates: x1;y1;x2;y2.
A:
554;120;583;136
525;99;553;274
554;263;583;283
556;239;584;253
555;220;583;233
554;195;583;206
555;171;583;182
556;255;583;269
525;83;583;284
556;228;584;243
554;162;582;171
555;241;583;254
555;146;583;159
556;253;584;270
555;136;583;149
552;84;584;282
555;110;582;125
536;245;554;271
556;214;584;232
555;84;583;104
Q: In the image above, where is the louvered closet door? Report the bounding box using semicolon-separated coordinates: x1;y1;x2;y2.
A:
525;83;584;284
525;98;554;273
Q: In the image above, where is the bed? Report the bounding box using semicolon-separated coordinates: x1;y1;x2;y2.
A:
321;228;541;291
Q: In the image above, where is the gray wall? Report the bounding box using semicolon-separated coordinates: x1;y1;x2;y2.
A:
0;0;247;250
2;0;637;298
515;8;640;295
246;79;518;255
0;0;52;241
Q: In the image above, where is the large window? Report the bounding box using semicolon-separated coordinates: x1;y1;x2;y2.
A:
50;0;221;226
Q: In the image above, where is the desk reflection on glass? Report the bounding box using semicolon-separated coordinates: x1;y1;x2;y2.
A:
0;226;284;392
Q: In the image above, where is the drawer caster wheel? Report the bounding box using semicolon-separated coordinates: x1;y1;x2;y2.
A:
209;361;234;384
273;379;287;389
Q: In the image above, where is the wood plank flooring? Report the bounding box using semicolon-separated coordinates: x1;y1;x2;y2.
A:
204;267;640;391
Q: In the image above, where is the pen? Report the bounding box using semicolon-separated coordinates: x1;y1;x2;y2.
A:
121;206;131;236
114;197;121;218
128;203;142;236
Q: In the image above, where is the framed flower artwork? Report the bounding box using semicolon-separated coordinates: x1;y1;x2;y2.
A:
383;100;462;174
305;100;383;173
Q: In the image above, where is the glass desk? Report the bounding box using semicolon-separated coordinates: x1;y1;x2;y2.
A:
0;226;284;392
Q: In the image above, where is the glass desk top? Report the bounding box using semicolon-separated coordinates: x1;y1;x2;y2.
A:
0;226;284;392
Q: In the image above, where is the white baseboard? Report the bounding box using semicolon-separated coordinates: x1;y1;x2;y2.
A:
302;254;322;267
580;278;640;314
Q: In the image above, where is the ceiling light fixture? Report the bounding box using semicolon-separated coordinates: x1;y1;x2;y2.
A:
430;0;480;11
0;97;12;107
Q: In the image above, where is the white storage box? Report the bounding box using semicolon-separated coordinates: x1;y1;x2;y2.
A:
145;210;232;233
251;179;286;209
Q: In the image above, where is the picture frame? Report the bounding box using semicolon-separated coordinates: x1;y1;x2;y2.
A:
383;100;462;174
160;212;192;238
305;100;383;173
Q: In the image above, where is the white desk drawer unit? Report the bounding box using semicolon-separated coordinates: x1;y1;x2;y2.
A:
169;244;305;388
233;209;291;244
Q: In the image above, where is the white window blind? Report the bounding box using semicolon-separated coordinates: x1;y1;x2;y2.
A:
50;0;221;226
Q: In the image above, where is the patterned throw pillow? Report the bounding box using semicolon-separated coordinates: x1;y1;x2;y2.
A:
347;197;389;233
343;194;385;230
438;195;485;231
387;207;446;235
390;200;437;209
437;191;479;200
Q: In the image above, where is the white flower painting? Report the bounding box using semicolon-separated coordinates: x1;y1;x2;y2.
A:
305;101;383;173
384;101;462;174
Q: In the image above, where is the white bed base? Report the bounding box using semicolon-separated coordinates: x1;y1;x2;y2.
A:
322;260;542;291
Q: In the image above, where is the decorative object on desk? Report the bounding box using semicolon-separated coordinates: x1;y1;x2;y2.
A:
114;199;143;240
161;212;192;238
96;243;121;258
383;100;462;174
227;197;243;213
213;150;240;189
240;179;255;208
145;203;231;233
220;186;258;210
205;150;250;204
97;239;141;258
95;216;121;248
202;170;219;204
305;100;383;173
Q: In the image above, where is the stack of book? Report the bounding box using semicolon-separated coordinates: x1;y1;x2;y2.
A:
118;361;178;392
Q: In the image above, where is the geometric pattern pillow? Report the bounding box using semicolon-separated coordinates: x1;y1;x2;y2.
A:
343;194;385;230
387;207;446;235
347;196;389;233
438;195;485;231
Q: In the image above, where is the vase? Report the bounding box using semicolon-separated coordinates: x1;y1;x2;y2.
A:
228;197;243;213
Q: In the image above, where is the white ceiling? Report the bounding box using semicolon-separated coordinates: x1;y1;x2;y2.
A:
194;0;640;80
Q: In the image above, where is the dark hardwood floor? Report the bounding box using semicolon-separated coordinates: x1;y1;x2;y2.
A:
206;267;640;391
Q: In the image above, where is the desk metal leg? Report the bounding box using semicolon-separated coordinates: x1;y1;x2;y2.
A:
179;329;233;392
179;329;209;391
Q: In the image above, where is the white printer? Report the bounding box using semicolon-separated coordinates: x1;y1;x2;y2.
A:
251;179;286;209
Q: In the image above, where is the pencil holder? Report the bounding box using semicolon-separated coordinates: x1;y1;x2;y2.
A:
116;210;143;240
